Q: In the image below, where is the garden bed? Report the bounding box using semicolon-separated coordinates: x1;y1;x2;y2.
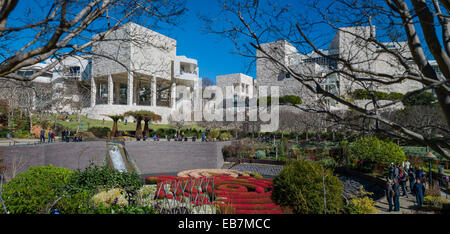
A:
224;157;286;165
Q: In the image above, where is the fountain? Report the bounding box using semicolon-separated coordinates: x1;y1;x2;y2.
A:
106;142;140;174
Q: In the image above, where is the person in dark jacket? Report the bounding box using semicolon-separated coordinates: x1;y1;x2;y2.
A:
399;168;408;198
412;178;425;209
40;129;45;143
392;178;401;211
385;181;394;212
394;165;400;179
388;163;394;179
408;167;416;193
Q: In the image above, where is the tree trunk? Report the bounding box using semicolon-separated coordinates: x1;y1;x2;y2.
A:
135;118;143;138
111;120;118;138
143;120;149;138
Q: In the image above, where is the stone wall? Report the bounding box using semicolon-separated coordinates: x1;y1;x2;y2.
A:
0;141;107;176
124;141;232;176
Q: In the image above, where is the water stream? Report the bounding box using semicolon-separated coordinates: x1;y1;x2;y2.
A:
109;145;128;172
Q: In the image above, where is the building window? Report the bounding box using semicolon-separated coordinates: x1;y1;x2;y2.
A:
69;66;80;76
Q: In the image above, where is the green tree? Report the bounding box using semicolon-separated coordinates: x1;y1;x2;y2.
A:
272;160;343;214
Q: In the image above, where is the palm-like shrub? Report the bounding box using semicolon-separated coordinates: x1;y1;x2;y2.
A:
107;115;124;138
125;111;161;138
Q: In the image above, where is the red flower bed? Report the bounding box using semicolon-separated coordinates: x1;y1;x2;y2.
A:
154;174;284;214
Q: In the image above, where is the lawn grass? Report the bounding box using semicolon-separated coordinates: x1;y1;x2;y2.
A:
47;114;202;132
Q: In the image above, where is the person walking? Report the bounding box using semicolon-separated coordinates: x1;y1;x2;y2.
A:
385;181;394;212
394;165;400;179
412;178;425;209
399;168;408;198
405;160;411;174
392;178;401;212
61;129;66;142
40;129;45;143
51;130;55;143
48;129;52;143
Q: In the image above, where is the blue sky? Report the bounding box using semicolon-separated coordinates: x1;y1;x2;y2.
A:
6;0;438;83
157;0;256;82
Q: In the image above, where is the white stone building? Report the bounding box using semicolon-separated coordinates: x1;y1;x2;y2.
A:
216;73;256;107
256;26;439;110
86;22;200;123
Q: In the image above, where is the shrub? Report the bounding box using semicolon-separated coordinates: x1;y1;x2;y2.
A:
342;186;377;214
350;137;405;169
280;95;303;105
2;165;73;214
64;163;142;198
210;129;220;139
424;196;450;210
272;160;343;214
92;188;129;208
12;129;29;138
88;127;110;138
402;91;437;107
255;150;266;159
387;92;404;100
0;126;10;138
222;145;238;158
219;132;232;141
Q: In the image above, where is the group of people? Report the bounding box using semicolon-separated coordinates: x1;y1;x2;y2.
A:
39;129;55;143
61;129;82;142
385;162;427;212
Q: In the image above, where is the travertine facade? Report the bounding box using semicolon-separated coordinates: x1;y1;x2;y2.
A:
256;26;433;109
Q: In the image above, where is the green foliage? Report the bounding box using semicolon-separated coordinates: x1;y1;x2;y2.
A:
0;126;10;138
88;126;110;138
402;91;437;107
351;89;404;100
424;196;450;210
280;95;303;105
387;92;404;100
12;129;29;138
88;203;158;214
255;150;266;159
2;165;73;214
350;137;405;167
210;129;220;139
219;132;232;141
64;163;143;197
342;186;377;214
272;160;344;214
257;95;303;106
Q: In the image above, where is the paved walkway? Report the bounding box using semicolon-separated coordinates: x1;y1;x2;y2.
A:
374;187;450;214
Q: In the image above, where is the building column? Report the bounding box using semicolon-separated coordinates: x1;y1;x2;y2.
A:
151;76;156;107
90;77;96;107
114;81;120;104
171;79;177;109
108;74;113;105
127;72;133;106
134;79;139;106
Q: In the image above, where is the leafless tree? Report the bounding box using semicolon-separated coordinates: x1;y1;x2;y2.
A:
202;0;450;159
0;0;186;82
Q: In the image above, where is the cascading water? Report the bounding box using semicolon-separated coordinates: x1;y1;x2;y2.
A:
109;145;128;172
